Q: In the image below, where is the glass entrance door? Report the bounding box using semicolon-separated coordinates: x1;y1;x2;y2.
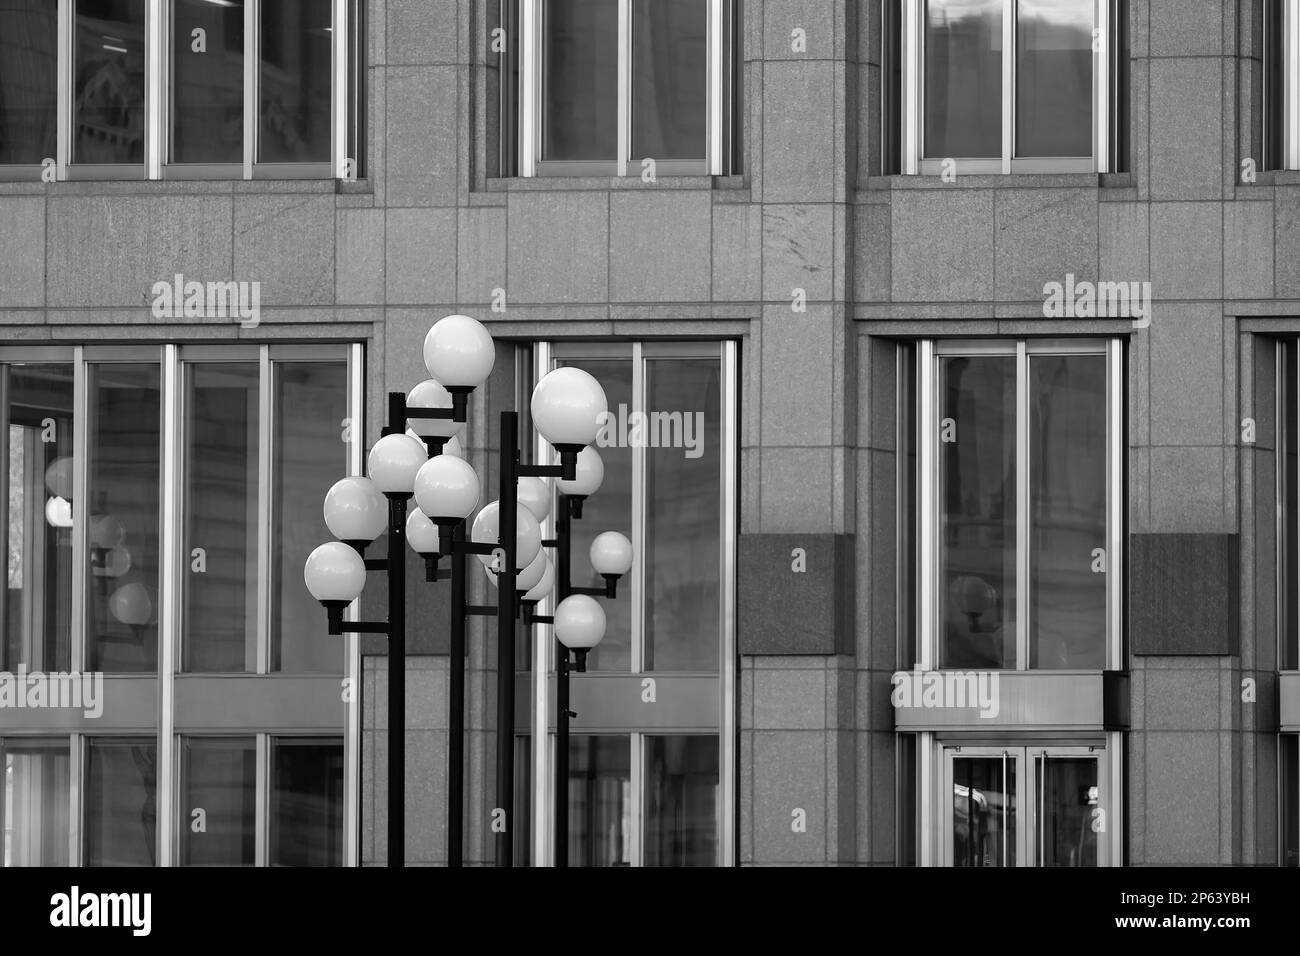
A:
942;745;1104;867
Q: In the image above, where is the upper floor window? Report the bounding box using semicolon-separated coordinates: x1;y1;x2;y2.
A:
505;0;738;177
1266;0;1299;171
0;0;362;181
901;339;1124;671
885;0;1128;175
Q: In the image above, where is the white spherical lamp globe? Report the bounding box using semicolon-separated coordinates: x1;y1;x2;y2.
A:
470;500;543;570
45;456;74;499
45;496;72;528
90;514;125;550
413;455;480;521
323;476;388;543
424;314;495;388
367;433;428;495
523;557;556;603
590;531;633;576
484;549;550;592
108;583;153;627
304;541;367;604
554;594;606;650
531;367;608;449
406;508;442;556
517;476;551;522
407;379;464;439
555;446;604;497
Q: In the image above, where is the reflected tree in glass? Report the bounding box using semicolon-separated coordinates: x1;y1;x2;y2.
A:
170;0;244;164
73;0;146;165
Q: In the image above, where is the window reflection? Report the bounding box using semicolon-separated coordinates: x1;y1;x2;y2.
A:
0;1;58;164
924;0;1003;158
85;738;157;866
3;363;74;673
73;0;146;166
644;735;717;866
270;738;343;866
1038;757;1098;866
180;737;256;866
566;734;630;866
2;740;70;867
543;0;619;161
170;0;244;164
258;0;332;163
1016;0;1093;158
87;363;160;675
631;0;707;160
952;756;1015;867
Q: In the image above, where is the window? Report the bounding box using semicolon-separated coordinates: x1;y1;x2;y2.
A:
887;0;1127;175
85;737;158;866
905;340;1124;671
179;736;256;866
269;737;344;867
527;341;737;866
1;738;70;866
0;0;362;180
509;0;737;177
1267;0;1296;171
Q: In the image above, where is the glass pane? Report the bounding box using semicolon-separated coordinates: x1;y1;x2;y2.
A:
1286;342;1299;672
2;740;70;866
1030;354;1107;668
952;755;1015;867
73;0;146;165
258;0;332;163
1016;0;1093;158
1037;756;1098;866
566;734;630;866
631;0;707;160
562;359;632;671
270;738;343;866
184;364;259;673
85;738;157;866
513;735;530;866
180;737;255;865
87;363;161;674
170;0;245;164
645;359;721;672
1284;735;1299;867
644;735;717;866
939;355;1016;669
272;361;347;673
0;0;58;164
3;363;74;673
924;0;1002;158
543;0;618;161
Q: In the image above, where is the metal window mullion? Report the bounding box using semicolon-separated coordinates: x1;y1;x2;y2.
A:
532;342;553;866
919;731;934;865
157;344;181;867
146;0;164;178
1002;0;1013;172
617;0;630;176
903;0;920;175
917;341;935;671
0;367;8;671
629;731;642;866
332;0;348;179
244;0;258;178
1107;340;1123;669
520;0;539;177
1107;730;1122;866
1290;0;1300;170
71;349;87;672
1016;341;1029;670
632;342;646;673
68;732;82;865
719;340;738;867
340;344;363;867
706;0;723;175
255;348;272;674
25;431;45;668
255;733;269;866
56;0;71;177
1095;0;1108;173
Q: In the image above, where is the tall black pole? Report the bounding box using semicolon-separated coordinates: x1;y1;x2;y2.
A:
388;492;407;868
496;411;518;866
554;495;573;866
448;519;466;867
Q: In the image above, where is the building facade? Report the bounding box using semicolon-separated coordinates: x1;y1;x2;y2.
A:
1;0;1298;867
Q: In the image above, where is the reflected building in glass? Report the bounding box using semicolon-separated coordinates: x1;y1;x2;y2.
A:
1;0;1299;870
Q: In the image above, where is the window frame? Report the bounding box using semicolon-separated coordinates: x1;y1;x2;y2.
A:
514;0;735;178
910;338;1125;672
898;0;1116;175
0;0;356;182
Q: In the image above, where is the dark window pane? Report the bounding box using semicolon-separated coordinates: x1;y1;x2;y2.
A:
184;364;259;673
924;0;1002;158
85;739;157;866
952;756;1015;867
566;734;629;866
939;355;1016;669
1038;757;1098;866
644;735;717;866
1016;0;1093;158
1285;341;1299;672
1284;735;1299;866
645;359;720;672
270;738;343;866
2;740;70;866
73;0;146;165
0;0;58;164
180;737;255;866
631;0;706;160
1029;354;1107;668
171;0;244;164
272;361;347;673
543;0;618;161
3;363;74;673
87;364;160;675
562;359;632;671
259;0;332;163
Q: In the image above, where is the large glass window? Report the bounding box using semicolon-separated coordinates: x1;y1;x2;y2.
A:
180;736;256;866
2;739;70;867
644;734;717;866
917;341;1121;671
519;0;734;176
85;737;157;866
73;0;147;167
3;361;75;673
258;0;332;164
0;0;58;165
565;734;631;867
269;737;344;867
170;0;245;165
